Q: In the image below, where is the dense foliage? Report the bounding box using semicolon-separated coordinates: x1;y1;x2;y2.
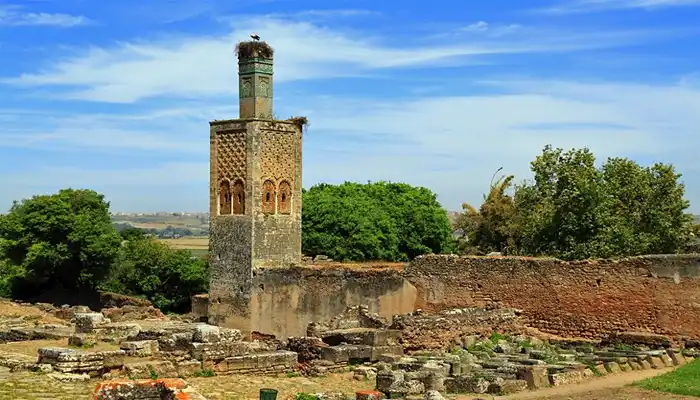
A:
456;146;694;260
103;234;208;313
0;189;122;295
302;182;454;262
0;189;208;312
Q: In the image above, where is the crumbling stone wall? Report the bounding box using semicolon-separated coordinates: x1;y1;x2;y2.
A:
250;265;416;338
405;254;700;340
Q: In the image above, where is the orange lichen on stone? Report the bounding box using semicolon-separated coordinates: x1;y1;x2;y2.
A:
94;378;200;400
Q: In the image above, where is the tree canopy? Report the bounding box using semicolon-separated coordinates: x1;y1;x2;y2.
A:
0;189;209;312
302;181;454;262
0;189;122;295
456;145;693;260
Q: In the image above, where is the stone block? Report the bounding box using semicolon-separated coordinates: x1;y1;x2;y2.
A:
667;349;687;366
659;354;674;367
220;328;243;343
356;390;385;400
648;356;666;369
193;324;220;343
158;332;194;352
68;334;96;348
371;346;404;361
619;363;632;372
124;361;177;379
320;345;372;363
376;370;405;393
517;365;549;389
640;360;652;369
321;329;402;347
549;370;583;386
628;361;642;370
423;390;445;400
97;322;141;343
487;379;528;395
120;340;159;357
443;375;491;394
353;366;377;381
225;351;297;372
73;313;105;333
604;362;621;374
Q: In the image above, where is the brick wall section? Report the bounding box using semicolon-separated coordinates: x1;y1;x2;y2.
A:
404;254;700;340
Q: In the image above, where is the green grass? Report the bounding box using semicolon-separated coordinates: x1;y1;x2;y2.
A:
635;359;700;396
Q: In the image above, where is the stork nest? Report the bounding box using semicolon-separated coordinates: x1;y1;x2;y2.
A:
236;41;274;59
287;116;309;130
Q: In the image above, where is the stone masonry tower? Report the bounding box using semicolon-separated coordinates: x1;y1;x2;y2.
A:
207;40;304;336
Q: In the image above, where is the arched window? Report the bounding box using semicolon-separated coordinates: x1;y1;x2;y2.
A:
277;180;292;214
219;180;232;215
261;179;275;214
232;179;245;215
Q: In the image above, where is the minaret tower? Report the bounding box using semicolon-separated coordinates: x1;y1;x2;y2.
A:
207;38;305;336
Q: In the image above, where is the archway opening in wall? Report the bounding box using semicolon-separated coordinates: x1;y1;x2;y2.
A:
232;179;245;215
262;179;276;214
277;180;292;214
219;179;232;215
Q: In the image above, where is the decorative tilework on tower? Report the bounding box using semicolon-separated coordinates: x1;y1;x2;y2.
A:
237;41;274;119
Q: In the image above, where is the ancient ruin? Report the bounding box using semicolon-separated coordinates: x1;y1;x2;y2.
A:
2;39;700;400
207;39;304;338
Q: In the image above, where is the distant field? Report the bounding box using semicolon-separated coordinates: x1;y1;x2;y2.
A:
112;214;208;231
160;237;208;249
159;237;209;259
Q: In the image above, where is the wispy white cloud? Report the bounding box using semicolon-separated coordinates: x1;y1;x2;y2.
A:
2;76;699;211
1;16;672;103
0;4;91;27
538;0;700;14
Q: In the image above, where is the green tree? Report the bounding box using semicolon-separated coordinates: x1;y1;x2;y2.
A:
302;182;453;262
119;226;147;241
515;145;692;260
455;172;519;255
105;237;208;313
0;189;122;295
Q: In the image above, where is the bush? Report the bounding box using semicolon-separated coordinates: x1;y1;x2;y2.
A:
104;236;208;313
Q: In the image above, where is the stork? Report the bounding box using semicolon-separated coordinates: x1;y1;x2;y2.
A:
250;33;260;41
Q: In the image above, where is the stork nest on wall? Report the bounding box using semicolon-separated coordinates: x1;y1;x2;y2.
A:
236;41;274;59
287;116;309;130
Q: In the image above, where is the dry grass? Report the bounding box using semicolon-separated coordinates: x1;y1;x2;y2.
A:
0;299;66;325
190;371;374;400
0;339;120;357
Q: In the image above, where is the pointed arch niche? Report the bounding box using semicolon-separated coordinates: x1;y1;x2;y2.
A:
261;179;276;214
219;179;232;215
277;180;292;214
232;179;245;215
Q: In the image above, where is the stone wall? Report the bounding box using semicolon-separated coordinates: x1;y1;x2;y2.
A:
405;254;700;340
250;265;416;338
242;254;700;341
208;216;253;336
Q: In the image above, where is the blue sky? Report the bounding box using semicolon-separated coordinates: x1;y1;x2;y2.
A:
1;0;699;213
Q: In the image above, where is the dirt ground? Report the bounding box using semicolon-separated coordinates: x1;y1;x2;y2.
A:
482;367;695;400
0;365;693;400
